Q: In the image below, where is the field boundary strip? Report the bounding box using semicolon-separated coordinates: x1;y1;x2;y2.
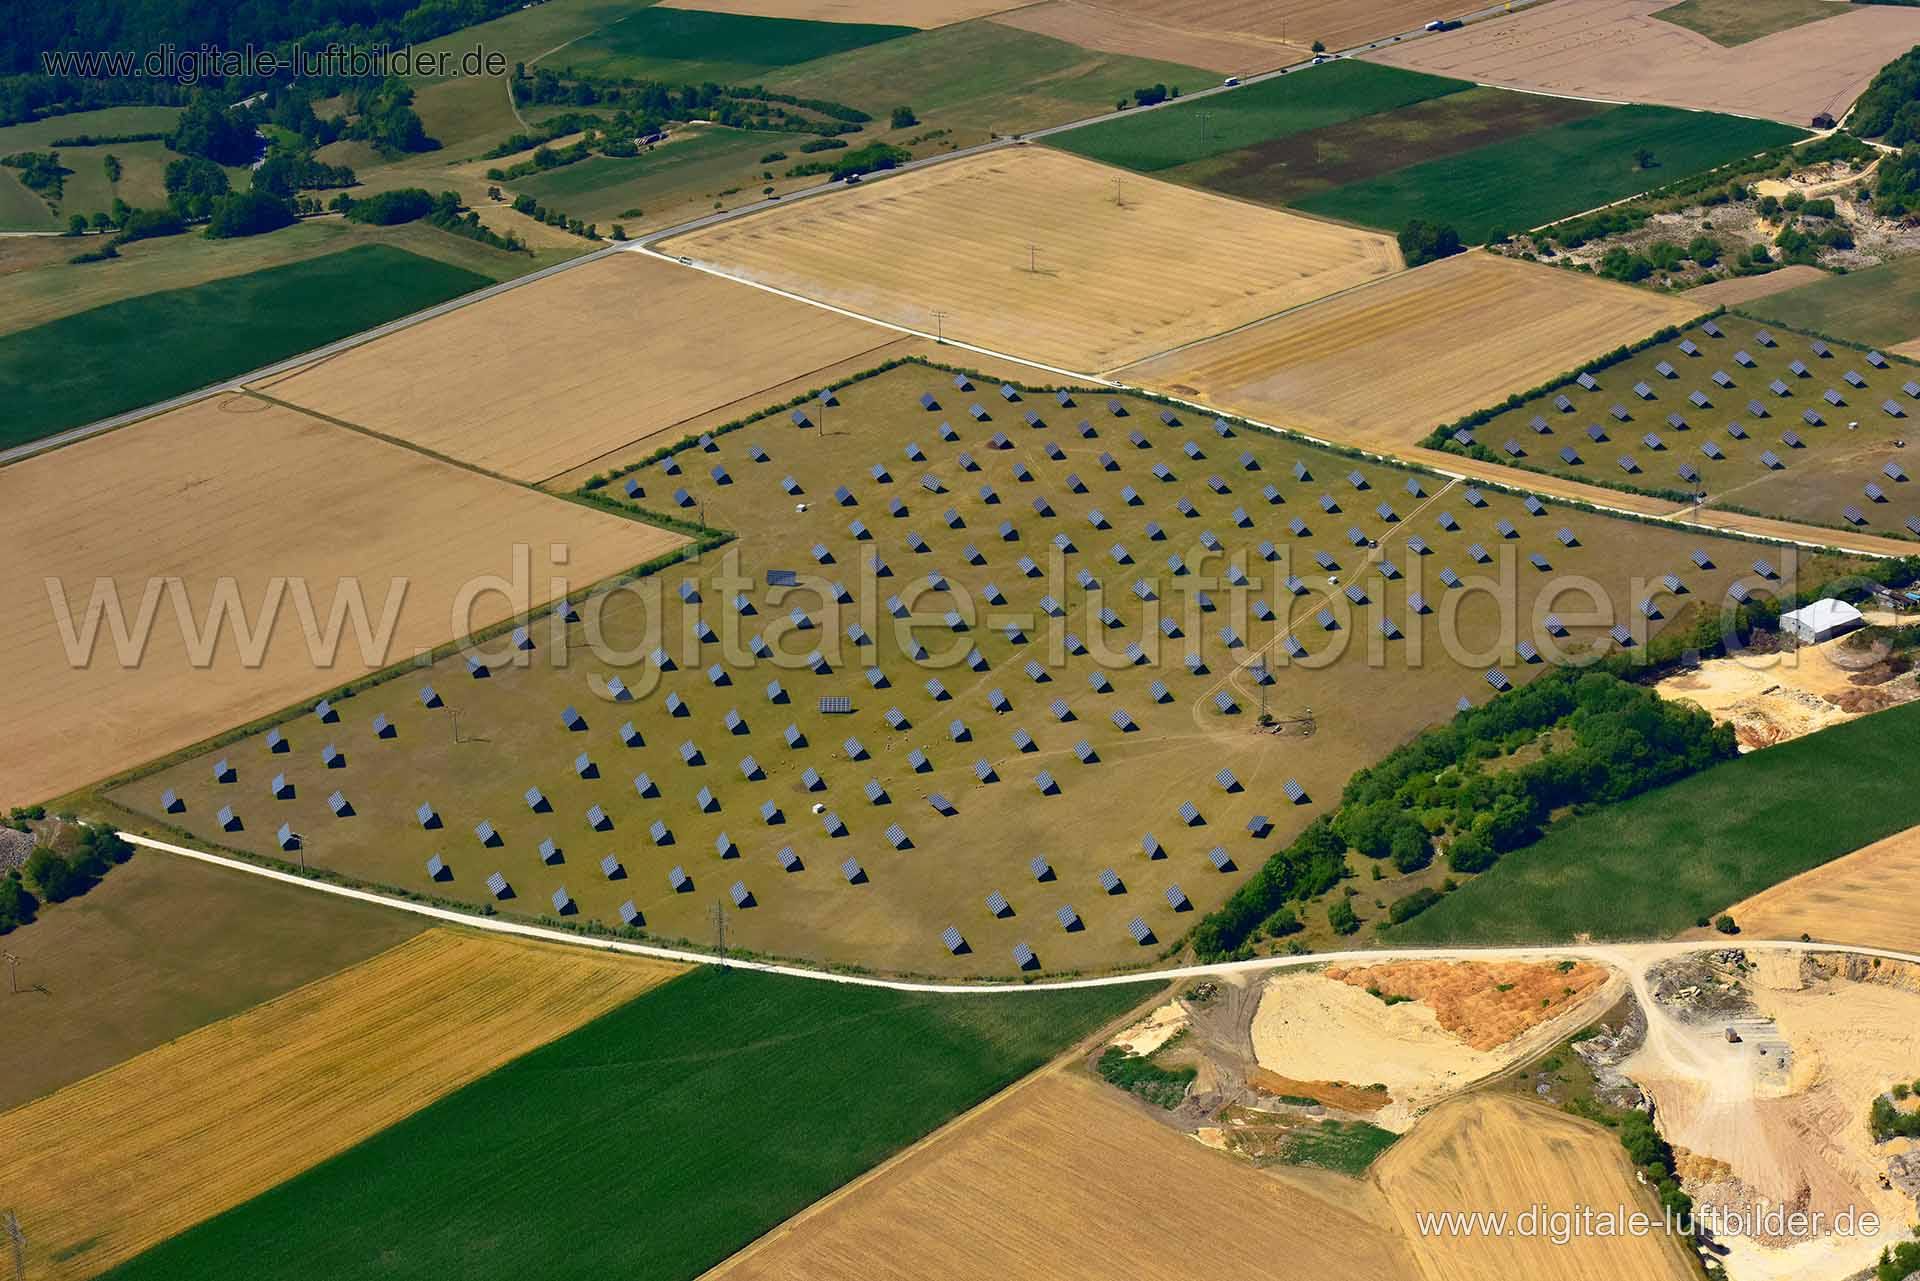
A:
118;833;1920;990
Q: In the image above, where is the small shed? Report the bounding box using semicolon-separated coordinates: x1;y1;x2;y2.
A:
1780;598;1863;645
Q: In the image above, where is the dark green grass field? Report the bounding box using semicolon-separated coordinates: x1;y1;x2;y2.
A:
1292;104;1804;241
1389;698;1920;945
103;967;1153;1281
1741;256;1920;349
0;244;490;450
561;7;915;82
1050;61;1469;173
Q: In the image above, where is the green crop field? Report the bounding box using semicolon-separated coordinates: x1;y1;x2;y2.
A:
0;244;491;450
0;167;55;230
1435;315;1920;540
1742;257;1920;350
1157;85;1604;209
1653;0;1843;46
758;22;1210;144
1049;61;1470;173
1293;104;1805;242
514;127;789;221
1389;698;1920;944
119;362;1788;978
559;7;917;82
103;966;1154;1281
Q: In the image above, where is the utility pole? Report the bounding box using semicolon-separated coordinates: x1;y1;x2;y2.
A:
2;952;17;996
710;901;728;956
931;310;946;344
1198;110;1212;141
5;1210;23;1281
1113;175;1123;207
1026;242;1038;274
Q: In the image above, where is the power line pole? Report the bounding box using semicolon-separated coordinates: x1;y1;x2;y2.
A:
2;952;17;996
1026;242;1038;274
1113;175;1122;207
5;1210;23;1281
931;309;946;344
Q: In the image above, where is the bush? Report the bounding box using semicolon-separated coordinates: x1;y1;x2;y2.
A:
204;190;296;238
341;187;436;226
0;874;36;933
1398;218;1462;267
1387;887;1443;925
1714;914;1739;935
890;105;918;129
1328;898;1360;934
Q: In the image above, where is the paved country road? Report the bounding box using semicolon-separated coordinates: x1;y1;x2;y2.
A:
122;832;1920;993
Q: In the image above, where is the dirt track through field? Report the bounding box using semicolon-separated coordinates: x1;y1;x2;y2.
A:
0;929;681;1281
1010;0;1491;66
657;0;1027;24
1365;0;1920;125
0;394;680;804
261;252;895;483
1124;252;1697;451
662;147;1402;372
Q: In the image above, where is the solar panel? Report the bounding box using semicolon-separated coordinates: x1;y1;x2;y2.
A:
1484;667;1511;691
1206;846;1232;872
1055;904;1080;930
1516;639;1540;663
1177;800;1201;825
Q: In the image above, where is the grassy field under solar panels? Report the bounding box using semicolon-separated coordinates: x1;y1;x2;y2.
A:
113;362;1789;978
1435;317;1920;543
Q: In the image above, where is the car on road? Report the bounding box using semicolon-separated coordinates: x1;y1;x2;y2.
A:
1223;76;1241;86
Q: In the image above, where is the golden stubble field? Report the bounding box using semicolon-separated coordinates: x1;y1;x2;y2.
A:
657;0;1026;23
1365;0;1920;126
0;394;682;804
1373;1093;1701;1281
1713;824;1920;953
1123;252;1699;451
701;1068;1420;1280
701;1068;1696;1281
993;0;1490;72
662;147;1403;372
261;252;896;483
0;929;682;1281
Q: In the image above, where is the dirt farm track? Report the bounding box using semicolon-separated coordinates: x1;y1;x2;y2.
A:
662;147;1403;373
1366;0;1920;127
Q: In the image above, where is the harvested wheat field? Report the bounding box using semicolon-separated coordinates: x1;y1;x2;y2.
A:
702;1069;1418;1281
658;0;1022;23
1717;825;1920;954
0;394;678;804
988;1;1297;75
1251;962;1619;1129
260;253;893;483
1373;1093;1701;1281
1326;959;1614;1051
0;929;681;1281
1366;0;1920;126
1125;252;1694;450
1685;263;1827;308
662;147;1402;372
1006;0;1488;67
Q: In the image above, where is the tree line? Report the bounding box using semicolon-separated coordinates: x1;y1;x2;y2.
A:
0;813;132;934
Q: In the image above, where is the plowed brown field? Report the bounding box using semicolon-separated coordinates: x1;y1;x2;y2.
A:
662;147;1402;372
658;0;1025;23
1124;252;1696;450
0;929;681;1281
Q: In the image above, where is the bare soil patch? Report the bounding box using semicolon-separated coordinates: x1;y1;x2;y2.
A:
662;147;1402;372
0;395;677;803
1327;958;1613;1051
1124;251;1695;451
1365;0;1920;127
262;252;894;482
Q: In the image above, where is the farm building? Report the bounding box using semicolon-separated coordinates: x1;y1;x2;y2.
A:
1779;599;1863;645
